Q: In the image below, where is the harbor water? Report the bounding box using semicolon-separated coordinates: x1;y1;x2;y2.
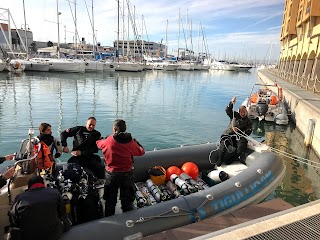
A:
0;68;318;207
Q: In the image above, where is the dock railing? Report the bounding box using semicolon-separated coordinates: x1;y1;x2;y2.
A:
265;68;320;94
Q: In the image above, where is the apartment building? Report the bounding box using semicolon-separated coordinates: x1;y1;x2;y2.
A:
279;0;320;78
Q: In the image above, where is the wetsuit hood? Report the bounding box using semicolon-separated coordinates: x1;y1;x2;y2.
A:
38;134;54;146
113;132;132;144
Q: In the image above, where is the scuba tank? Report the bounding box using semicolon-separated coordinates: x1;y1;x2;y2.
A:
179;172;202;191
170;174;194;194
158;185;171;201
166;181;181;198
62;191;73;224
133;183;148;208
146;179;166;202
140;186;158;205
195;177;210;190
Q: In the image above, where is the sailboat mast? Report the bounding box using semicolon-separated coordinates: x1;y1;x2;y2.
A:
122;0;125;59
56;0;61;59
141;14;144;56
178;8;180;60
133;5;136;60
92;0;95;58
165;19;168;58
22;0;28;58
74;0;77;58
117;0;119;55
127;0;129;57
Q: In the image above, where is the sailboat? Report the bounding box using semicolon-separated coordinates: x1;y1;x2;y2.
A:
114;0;143;72
29;0;85;73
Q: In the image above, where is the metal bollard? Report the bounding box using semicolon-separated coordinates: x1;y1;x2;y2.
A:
304;119;315;147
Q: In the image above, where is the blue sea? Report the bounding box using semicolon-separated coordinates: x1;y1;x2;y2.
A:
0;68;318;206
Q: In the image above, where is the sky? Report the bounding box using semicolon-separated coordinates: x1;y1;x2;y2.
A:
0;0;285;63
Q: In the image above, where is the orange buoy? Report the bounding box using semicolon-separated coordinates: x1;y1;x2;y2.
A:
270;95;277;105
181;162;199;179
251;93;258;103
166;166;182;181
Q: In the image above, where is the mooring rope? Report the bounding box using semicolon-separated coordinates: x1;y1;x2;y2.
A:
234;127;320;169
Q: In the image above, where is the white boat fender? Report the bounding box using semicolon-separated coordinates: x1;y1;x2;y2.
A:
207;170;229;183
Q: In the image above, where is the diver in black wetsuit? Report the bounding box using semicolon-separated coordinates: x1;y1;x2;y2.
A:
216;96;252;166
60;116;105;180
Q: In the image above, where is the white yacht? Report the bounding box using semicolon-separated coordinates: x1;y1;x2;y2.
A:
143;61;154;70
229;62;253;72
162;60;179;71
16;59;50;72
103;61;116;71
177;61;194;71
115;61;143;72
31;58;86;73
210;60;237;71
84;60;104;72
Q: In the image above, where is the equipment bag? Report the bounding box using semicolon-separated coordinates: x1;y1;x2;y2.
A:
71;189;103;224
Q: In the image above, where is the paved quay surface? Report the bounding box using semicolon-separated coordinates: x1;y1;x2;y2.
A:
143;198;292;240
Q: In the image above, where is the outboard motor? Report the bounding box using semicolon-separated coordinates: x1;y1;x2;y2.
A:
256;102;268;117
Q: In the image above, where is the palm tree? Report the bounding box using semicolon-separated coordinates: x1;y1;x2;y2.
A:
47;41;53;47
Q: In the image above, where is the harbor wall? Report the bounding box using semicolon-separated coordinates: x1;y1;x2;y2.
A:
258;70;320;158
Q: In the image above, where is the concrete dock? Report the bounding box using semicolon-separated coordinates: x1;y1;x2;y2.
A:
143;199;293;240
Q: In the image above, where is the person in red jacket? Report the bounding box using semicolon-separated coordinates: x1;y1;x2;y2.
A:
96;119;145;217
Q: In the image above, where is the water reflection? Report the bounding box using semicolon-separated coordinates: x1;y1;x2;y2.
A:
255;120;320;206
0;70;319;207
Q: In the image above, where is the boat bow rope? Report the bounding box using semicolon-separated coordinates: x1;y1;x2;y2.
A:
126;194;214;227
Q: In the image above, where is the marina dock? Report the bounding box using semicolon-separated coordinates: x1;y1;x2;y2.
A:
143;198;293;240
258;69;320;157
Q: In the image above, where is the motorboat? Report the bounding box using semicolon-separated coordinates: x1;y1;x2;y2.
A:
229;62;253;72
210;60;237;71
242;83;289;125
0;130;285;239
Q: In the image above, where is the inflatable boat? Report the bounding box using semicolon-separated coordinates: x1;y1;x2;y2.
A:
242;83;289;125
0;134;286;240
